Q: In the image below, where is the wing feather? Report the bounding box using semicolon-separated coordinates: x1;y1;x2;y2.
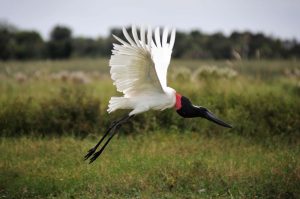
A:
147;26;152;50
131;25;142;48
155;27;161;48
122;27;137;47
162;27;169;47
169;28;176;49
109;25;176;98
112;35;132;48
140;26;146;49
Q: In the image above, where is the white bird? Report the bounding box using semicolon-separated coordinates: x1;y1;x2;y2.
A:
85;25;232;163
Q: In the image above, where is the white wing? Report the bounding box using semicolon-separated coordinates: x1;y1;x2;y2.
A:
109;25;176;97
151;27;176;89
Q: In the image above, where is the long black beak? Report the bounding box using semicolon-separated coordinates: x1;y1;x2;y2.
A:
175;95;232;128
203;109;232;128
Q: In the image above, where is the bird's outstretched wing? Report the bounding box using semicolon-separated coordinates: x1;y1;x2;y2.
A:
109;25;176;97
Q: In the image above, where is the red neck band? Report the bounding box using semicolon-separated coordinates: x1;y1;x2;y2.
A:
175;93;182;110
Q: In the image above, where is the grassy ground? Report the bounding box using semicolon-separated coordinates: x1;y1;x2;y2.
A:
0;58;299;198
1;133;299;198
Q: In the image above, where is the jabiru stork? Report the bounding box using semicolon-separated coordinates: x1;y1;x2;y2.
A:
85;25;232;163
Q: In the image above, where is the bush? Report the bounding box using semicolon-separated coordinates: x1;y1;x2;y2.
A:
0;99;36;135
0;88;101;137
36;88;101;137
0;84;299;140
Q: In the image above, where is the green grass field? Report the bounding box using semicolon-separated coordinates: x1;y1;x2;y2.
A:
0;58;299;198
1;134;299;198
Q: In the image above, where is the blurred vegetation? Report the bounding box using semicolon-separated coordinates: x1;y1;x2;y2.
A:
0;59;299;143
1;22;300;60
0;58;299;198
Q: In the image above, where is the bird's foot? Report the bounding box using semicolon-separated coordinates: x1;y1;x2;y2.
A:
89;151;102;164
84;147;96;160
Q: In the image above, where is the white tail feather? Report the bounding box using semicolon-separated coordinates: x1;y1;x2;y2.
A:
107;97;130;113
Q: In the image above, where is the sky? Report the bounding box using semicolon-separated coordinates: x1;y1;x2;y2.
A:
1;0;299;40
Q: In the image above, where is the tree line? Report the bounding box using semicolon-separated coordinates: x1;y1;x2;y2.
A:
1;23;299;60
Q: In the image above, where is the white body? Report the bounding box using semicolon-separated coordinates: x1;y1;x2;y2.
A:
107;25;177;116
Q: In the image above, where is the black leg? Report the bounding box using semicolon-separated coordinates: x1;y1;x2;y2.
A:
85;114;134;163
84;114;129;160
89;125;118;163
84;121;116;160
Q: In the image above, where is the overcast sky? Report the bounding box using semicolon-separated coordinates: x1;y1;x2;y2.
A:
1;0;299;40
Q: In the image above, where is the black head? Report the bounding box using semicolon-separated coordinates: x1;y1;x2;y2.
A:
175;94;232;128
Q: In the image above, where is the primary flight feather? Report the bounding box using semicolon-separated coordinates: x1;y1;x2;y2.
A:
85;25;232;163
108;25;176;115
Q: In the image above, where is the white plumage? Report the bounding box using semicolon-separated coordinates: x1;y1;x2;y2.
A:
108;25;177;116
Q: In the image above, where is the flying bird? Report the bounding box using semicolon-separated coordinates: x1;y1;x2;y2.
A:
85;25;232;163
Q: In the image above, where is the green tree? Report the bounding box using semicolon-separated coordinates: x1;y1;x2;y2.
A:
47;26;72;59
0;21;17;60
206;32;232;59
0;29;14;60
72;37;98;57
14;31;44;59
